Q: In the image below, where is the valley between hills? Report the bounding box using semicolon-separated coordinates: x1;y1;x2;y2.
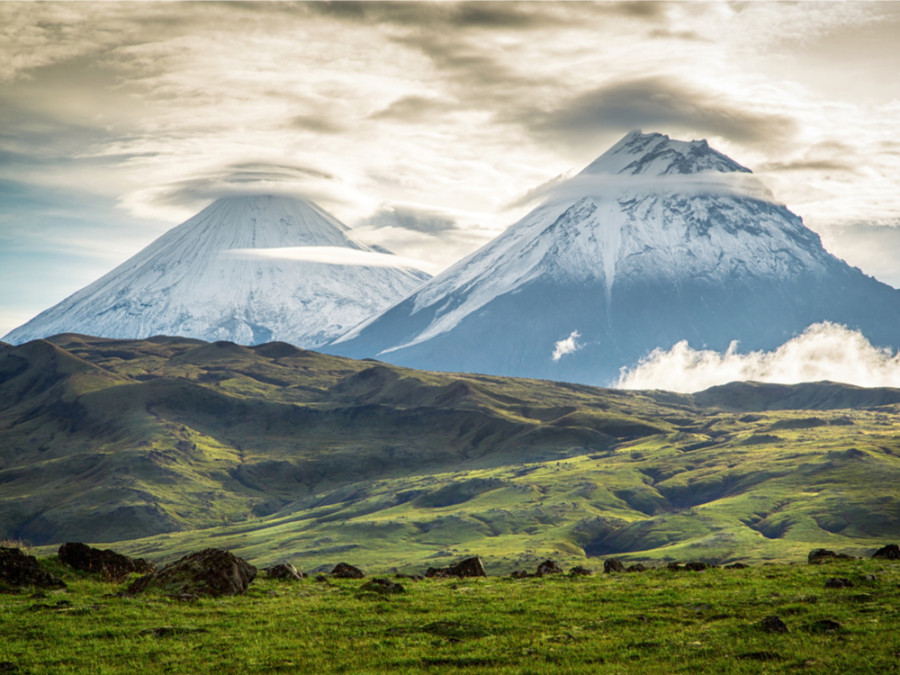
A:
2;334;899;573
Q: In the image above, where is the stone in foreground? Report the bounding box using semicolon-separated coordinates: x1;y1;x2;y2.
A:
126;548;256;597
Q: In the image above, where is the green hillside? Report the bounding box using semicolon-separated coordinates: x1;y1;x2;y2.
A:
2;334;899;572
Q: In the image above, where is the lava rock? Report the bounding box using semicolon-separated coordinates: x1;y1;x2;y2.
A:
125;548;256;597
265;563;305;581
426;556;486;578
684;561;711;571
536;560;563;576
872;543;900;560
0;547;66;589
603;558;626;573
808;548;853;564
331;562;365;579
626;563;648;573
58;542;155;582
569;566;593;576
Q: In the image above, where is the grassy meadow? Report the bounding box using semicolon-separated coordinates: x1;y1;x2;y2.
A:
2;554;898;673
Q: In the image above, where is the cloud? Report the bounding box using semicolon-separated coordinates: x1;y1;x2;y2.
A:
526;76;797;150
816;222;900;289
552;330;582;362
358;204;459;234
615;322;900;393
223;246;437;274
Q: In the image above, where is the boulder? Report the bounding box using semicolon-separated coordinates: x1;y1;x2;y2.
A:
569;566;593;576
425;556;486;578
125;548;256;597
265;563;305;581
58;542;155;582
725;562;749;569
331;562;364;579
684;561;711;571
667;562;687;572
808;548;853;564
626;563;648;573
0;547;66;589
603;558;626;573
509;570;533;579
872;543;900;560
536;559;563;576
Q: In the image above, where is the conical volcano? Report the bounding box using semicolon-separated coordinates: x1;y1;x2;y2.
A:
327;131;900;385
4;195;429;347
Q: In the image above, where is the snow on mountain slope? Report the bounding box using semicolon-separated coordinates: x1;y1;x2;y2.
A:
328;131;900;385
4;195;430;347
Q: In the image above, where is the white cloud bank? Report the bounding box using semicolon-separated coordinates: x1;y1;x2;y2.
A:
615;322;900;393
552;330;582;361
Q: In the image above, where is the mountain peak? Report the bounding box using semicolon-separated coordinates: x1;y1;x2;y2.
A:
581;130;751;177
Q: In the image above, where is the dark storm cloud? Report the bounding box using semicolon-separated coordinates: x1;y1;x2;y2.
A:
524;76;797;149
358;204;460;234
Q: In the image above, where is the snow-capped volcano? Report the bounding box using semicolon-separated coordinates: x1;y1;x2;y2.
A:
4;195;430;347
327;131;900;385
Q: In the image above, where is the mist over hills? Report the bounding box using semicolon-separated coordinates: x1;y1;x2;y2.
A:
2;335;898;570
3;195;429;348
328;132;900;386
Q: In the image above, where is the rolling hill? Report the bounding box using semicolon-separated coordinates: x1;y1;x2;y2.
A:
2;335;899;571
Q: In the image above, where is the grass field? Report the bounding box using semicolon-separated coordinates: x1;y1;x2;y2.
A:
1;554;898;673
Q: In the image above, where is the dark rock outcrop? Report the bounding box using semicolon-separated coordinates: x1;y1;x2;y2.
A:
569;566;592;576
58;542;155;582
536;560;563;576
331;562;365;579
0;547;66;589
265;563;305;581
425;556;486;578
684;561;711;571
626;563;648;573
603;558;626;573
808;548;853;564
872;543;900;559
125;548;256;597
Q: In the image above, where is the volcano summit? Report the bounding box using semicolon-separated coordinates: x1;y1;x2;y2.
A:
329;131;900;384
4;195;429;347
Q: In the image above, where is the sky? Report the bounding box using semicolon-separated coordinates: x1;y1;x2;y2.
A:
3;1;900;339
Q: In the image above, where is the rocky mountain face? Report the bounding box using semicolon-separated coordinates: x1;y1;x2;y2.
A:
4;195;429;348
328;131;900;385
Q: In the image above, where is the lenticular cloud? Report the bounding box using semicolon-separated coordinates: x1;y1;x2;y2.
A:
614;322;900;393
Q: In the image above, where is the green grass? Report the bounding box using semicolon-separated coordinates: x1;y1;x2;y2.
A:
2;556;899;673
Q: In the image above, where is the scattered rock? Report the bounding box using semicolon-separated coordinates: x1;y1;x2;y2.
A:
394;573;424;581
58;542;156;582
265;563;305;581
509;570;533;579
314;574;329;583
758;615;789;633
426;556;486;578
125;548;256;597
684;562;711;571
872;544;900;560
626;563;648;573
536;560;563;576
603;558;626;574
725;562;749;569
824;577;854;589
0;547;66;589
569;566;592;576
666;562;686;572
808;548;853;564
360;578;405;595
331;562;365;579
